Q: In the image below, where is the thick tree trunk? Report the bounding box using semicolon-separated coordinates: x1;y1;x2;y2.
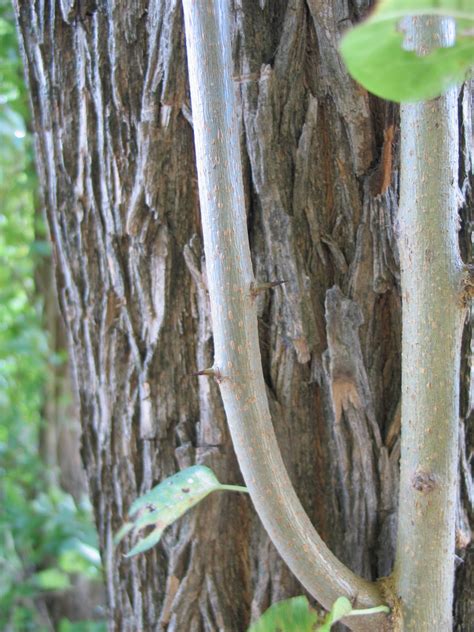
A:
14;1;473;631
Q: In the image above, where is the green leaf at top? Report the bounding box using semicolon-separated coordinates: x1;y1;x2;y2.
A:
114;465;247;557
339;1;474;102
247;596;319;632
373;0;473;21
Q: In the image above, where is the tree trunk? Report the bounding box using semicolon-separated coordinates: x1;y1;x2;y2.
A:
13;2;473;631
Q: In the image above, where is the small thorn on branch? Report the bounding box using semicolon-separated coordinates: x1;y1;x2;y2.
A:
193;367;215;377
192;367;224;383
250;280;287;298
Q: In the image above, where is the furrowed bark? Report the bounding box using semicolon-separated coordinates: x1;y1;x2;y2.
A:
14;0;473;628
182;0;386;625
394;17;467;631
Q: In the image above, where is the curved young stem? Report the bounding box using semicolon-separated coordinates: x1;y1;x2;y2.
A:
182;0;386;625
394;16;466;632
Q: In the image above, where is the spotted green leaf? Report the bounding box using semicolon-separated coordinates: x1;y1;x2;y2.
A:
114;465;247;557
340;0;474;102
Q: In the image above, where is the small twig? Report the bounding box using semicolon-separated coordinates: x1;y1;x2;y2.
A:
250;280;287;298
192;367;224;383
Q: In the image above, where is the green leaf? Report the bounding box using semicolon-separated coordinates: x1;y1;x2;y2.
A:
247;596;319;632
340;0;474;102
115;465;248;557
370;0;474;20
33;569;71;591
126;529;163;557
316;597;353;631
113;522;134;546
327;596;353;623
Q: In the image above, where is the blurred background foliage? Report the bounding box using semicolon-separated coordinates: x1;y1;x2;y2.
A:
0;2;105;629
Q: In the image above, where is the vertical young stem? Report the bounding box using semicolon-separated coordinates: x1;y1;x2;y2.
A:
394;16;466;631
182;0;385;625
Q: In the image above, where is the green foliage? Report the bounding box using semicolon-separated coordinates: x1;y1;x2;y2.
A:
0;477;103;630
116;466;388;629
0;3;104;629
117;466;388;629
58;621;107;632
248;596;390;631
115;465;248;557
247;596;318;632
340;0;474;102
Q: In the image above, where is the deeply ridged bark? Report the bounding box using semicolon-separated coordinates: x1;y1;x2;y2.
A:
13;1;473;630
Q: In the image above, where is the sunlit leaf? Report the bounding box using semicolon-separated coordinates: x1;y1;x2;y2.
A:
248;596;319;632
128;465;222;517
340;0;474;102
115;465;247;557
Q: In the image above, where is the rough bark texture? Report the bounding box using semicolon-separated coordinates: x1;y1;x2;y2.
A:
454;80;474;631
13;1;473;631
